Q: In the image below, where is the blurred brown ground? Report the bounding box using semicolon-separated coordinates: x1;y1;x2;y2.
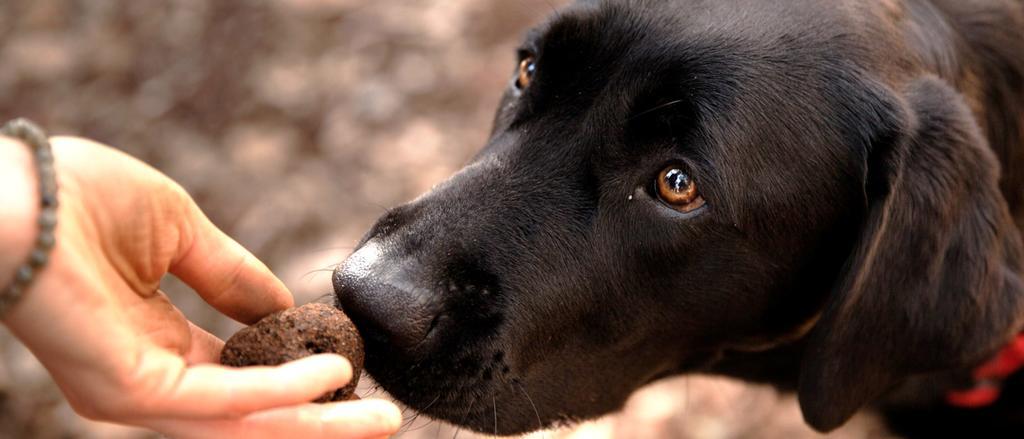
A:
0;1;890;438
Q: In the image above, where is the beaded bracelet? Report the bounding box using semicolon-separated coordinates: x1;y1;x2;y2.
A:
0;118;58;317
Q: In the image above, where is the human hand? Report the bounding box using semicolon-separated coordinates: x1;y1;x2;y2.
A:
0;136;401;438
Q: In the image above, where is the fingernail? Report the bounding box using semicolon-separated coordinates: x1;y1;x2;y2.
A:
331;355;352;374
322;400;402;431
299;353;350;371
318;354;353;388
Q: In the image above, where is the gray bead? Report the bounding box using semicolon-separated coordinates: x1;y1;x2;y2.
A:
36;147;54;161
29;249;49;267
40;178;58;195
37;231;55;249
15;265;33;284
3;284;21;300
25;132;45;148
39;208;58;230
41;193;58;208
37;162;55;180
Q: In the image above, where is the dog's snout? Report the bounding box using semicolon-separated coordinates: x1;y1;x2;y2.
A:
333;241;444;352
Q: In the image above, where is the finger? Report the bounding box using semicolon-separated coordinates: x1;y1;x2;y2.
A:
185;321;226;365
145;399;402;439
171;201;293;324
150;352;352;418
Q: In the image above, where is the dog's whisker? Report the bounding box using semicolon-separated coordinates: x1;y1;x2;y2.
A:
398;416;415;433
305;246;357;254
300;268;336;277
421;393;442;412
403;415;437;433
396;393;440;434
492;395;498;436
496;372;544;436
455;389;484;435
627;99;685;121
511;0;559;16
542;0;559;14
399;411;426;434
345;196;390;214
516;381;544;434
300;262;346;282
395;399;432;435
358;383;381;399
308;292;336;306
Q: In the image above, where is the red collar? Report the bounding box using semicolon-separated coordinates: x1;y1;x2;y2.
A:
946;334;1024;408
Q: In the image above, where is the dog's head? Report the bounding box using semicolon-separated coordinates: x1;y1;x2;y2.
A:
334;0;1024;433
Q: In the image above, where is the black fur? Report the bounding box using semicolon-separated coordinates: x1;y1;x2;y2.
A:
333;0;1024;435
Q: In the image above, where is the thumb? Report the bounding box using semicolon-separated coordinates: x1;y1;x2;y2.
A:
171;199;293;324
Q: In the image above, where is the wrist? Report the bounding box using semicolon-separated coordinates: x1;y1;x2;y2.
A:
0;136;40;291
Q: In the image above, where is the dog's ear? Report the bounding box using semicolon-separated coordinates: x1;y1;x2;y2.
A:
798;76;1024;431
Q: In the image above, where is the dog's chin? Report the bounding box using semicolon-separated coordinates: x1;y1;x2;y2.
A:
364;342;567;435
364;339;697;435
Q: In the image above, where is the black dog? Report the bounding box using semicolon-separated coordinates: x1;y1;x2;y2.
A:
333;0;1024;435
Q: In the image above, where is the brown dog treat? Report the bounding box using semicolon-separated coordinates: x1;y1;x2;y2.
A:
220;302;364;402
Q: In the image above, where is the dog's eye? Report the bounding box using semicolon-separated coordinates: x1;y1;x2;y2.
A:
516;57;536;89
656;166;705;212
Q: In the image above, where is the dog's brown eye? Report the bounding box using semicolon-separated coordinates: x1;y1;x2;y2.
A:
516;57;536;89
656;167;705;212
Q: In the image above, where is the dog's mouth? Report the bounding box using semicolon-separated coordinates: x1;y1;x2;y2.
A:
348;298;562;434
332;241;559;434
362;340;545;434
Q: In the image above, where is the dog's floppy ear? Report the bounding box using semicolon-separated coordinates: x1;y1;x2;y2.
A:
798;76;1024;431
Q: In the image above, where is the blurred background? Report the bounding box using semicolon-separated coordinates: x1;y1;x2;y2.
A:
0;1;888;437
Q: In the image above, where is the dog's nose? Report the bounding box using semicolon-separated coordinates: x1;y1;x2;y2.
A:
332;241;444;352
